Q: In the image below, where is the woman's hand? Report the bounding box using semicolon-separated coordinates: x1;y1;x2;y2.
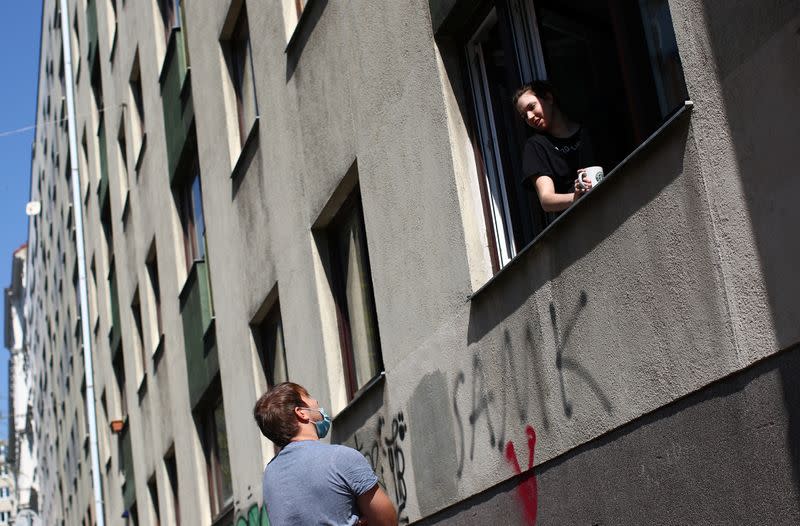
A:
574;170;593;198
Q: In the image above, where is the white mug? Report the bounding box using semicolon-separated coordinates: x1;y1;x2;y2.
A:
577;166;604;189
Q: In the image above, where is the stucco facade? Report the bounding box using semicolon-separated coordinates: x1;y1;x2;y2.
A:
26;0;800;524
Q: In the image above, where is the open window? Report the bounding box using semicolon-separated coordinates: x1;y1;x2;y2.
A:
455;0;688;271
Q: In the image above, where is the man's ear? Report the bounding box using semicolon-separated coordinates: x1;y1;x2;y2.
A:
294;407;310;423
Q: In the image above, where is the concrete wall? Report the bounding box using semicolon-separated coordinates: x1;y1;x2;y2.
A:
26;0;800;524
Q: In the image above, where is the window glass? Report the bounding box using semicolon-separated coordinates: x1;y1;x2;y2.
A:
325;189;383;399
463;0;687;271
254;304;288;388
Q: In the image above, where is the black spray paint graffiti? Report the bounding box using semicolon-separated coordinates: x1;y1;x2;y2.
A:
353;412;409;524
550;291;612;417
453;292;612;477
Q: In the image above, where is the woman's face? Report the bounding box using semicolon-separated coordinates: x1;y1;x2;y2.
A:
516;90;554;132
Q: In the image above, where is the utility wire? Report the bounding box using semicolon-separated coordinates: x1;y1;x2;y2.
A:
0;104;121;139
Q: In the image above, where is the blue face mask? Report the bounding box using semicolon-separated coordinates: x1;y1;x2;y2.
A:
304;407;331;439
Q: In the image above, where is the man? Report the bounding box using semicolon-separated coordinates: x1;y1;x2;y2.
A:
254;382;398;525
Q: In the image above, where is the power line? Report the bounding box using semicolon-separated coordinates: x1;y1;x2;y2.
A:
0;103;122;139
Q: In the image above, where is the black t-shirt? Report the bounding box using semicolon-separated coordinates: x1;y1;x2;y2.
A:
520;127;596;194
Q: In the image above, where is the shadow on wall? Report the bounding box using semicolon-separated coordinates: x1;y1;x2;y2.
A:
285;0;330;80
698;0;800;503
465;119;691;343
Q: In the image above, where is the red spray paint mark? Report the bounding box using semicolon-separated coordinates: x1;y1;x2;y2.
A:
504;425;538;525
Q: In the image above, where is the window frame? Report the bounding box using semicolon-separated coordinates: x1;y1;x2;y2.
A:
323;188;384;401
459;0;688;276
196;386;233;521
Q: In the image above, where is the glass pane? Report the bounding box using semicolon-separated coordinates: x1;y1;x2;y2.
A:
190;174;205;260
213;399;233;504
337;209;381;390
637;0;688;116
269;317;288;385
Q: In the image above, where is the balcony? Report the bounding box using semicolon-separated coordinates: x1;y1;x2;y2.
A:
159;27;194;184
179;260;218;408
86;0;99;66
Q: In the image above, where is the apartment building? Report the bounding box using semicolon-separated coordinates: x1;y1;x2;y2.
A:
0;443;16;525
26;0;799;524
5;245;39;522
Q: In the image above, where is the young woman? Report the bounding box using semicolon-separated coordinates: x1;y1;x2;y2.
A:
513;81;597;214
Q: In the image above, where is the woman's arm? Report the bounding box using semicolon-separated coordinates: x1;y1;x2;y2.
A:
534;175;579;212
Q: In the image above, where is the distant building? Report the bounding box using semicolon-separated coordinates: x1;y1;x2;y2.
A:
0;442;15;525
5;244;37;523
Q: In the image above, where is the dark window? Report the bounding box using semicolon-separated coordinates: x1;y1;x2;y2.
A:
324;188;383;400
113;351;127;417
458;0;687;270
131;288;146;378
175;160;206;273
129;54;146;159
252;300;288;388
222;3;258;148
146;247;163;338
164;450;180;526
197;388;233;519
148;475;161;526
117;119;129;192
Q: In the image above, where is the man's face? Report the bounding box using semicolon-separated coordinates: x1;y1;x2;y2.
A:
516;90;553;131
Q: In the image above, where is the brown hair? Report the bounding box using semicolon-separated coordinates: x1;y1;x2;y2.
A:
253;382;309;447
512;80;556;109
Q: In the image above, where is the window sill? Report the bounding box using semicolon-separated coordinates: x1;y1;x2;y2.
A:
285;0;317;52
468;100;694;301
210;502;235;526
332;371;386;423
230;117;259;181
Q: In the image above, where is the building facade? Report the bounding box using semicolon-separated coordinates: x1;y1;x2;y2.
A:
0;443;16;525
5;245;38;523
26;0;800;524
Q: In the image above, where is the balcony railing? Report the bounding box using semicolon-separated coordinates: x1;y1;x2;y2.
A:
179;259;218;408
159;27;194;184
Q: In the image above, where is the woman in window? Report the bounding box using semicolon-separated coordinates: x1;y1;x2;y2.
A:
513;81;597;214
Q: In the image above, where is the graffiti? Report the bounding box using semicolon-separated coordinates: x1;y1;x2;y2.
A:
235;503;270;526
549;292;612;417
504;426;538;525
353;412;410;524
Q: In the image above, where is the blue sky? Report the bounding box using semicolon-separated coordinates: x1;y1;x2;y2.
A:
0;2;43;440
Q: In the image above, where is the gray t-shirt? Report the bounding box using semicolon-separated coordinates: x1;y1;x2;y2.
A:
262;440;379;526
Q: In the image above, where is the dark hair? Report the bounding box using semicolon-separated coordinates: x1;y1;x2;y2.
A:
512;80;556;109
253;382;309;447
